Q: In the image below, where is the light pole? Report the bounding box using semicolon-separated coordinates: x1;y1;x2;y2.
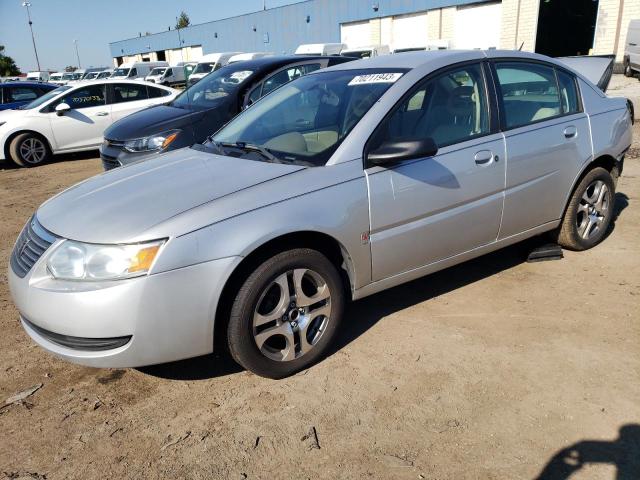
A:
22;1;41;71
73;39;81;69
175;17;185;62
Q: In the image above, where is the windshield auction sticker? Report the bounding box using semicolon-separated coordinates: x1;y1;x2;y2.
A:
348;73;403;86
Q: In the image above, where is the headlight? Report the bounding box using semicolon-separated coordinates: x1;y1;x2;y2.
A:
123;130;180;153
47;239;165;281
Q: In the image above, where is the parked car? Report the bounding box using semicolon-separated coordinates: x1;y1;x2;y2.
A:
111;61;168;81
187;53;242;87
340;45;390;59
228;52;274;64
81;67;109;80
8;51;632;379
0;81;57;111
48;72;64;85
144;63;187;87
95;69;114;80
58;71;83;85
100;55;354;169
25;71;50;82
295;43;345;56
0;80;177;166
623;19;640;77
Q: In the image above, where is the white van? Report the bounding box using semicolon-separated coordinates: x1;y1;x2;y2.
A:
49;72;64;85
111;61;169;81
145;63;188;87
187;53;242;86
623;19;640;77
25;71;50;82
340;45;390;59
58;70;84;85
295;43;345;56
228;52;274;64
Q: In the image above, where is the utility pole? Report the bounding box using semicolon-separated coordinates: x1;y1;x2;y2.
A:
176;16;184;62
73;39;81;69
22;2;41;71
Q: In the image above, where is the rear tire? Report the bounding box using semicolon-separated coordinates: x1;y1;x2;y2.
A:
9;133;51;167
556;167;615;251
624;63;633;78
227;248;345;379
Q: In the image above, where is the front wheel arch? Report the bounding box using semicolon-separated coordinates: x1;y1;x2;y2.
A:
213;231;354;352
4;129;53;163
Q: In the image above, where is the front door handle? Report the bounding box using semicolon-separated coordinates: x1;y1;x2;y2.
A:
95;111;109;116
564;126;577;138
474;150;494;165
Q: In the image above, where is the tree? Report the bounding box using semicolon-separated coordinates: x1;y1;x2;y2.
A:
176;11;190;29
64;65;77;72
0;45;21;77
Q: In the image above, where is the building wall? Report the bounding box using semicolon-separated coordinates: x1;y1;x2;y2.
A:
109;0;638;64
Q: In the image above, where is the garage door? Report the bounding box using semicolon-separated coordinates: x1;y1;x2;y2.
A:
454;1;502;49
341;20;371;49
392;12;428;51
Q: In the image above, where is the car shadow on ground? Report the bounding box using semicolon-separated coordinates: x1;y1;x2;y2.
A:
534;424;640;479
140;191;630;381
0;149;99;170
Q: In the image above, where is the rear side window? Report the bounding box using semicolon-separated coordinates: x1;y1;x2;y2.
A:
556;69;580;114
111;84;149;103
495;62;561;129
60;84;106;109
147;86;171;98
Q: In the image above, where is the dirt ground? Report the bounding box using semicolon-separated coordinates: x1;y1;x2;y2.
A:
0;125;638;480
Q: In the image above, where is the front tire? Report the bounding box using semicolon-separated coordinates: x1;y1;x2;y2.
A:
556;167;615;251
9;133;51;167
227;248;345;379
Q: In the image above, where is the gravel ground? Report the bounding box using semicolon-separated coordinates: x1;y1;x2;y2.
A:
0;123;638;480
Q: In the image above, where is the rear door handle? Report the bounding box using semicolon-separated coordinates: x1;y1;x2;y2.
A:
95;111;109;116
564;126;577;138
474;150;494;165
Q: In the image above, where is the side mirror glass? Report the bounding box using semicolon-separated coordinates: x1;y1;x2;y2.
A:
367;137;438;166
55;103;71;116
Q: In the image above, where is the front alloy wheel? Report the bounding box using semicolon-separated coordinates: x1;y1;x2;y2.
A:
9;133;50;167
227;248;345;378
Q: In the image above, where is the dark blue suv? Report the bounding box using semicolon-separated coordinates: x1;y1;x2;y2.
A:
0;81;58;111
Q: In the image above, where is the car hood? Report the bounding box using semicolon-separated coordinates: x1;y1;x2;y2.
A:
36;148;305;244
105;104;208;140
0;108;28;121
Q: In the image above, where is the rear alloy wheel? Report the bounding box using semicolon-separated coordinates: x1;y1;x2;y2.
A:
556;167;615;251
9;133;50;167
227;248;345;378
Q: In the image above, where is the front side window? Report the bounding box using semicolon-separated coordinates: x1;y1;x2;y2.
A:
59;84;106;109
372;63;489;150
111;84;149;103
556;69;579;115
495;62;561;129
7;87;39;102
129;68;137;78
212;69;404;166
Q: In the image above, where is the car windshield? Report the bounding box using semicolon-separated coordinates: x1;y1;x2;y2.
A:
172;65;255;110
97;72;112;79
83;72;99;80
149;68;166;76
210;69;404;167
112;68;130;77
62;73;75;80
192;62;216;75
50;74;62;80
18;86;71;109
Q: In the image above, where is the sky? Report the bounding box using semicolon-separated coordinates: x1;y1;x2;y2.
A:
0;0;298;72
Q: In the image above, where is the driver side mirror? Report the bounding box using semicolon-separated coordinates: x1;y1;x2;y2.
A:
367;137;438;166
55;103;70;116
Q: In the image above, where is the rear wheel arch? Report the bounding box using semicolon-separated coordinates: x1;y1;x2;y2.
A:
213;231;355;350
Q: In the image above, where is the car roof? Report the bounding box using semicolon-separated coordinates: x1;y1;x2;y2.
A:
1;81;58;88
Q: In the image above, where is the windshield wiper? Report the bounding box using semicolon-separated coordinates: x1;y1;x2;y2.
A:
214;140;282;163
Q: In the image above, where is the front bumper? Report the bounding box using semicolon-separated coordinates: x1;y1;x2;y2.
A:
8;248;240;368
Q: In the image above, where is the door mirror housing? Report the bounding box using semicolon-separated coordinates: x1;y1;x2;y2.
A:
55;103;70;116
367;138;438;166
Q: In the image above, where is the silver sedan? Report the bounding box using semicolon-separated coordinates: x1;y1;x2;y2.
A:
8;50;633;378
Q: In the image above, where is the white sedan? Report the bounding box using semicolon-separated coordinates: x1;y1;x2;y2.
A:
0;80;178;167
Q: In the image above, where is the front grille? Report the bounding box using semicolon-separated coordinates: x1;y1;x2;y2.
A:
104;138;125;148
23;318;132;351
10;217;56;278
